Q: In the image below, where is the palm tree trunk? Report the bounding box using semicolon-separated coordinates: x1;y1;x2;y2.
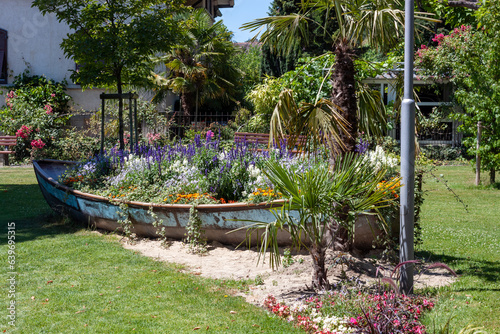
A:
331;40;358;153
310;245;330;290
180;91;197;130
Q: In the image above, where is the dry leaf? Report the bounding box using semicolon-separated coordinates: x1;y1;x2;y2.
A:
31;296;35;300
229;311;237;314
193;327;201;330
47;280;53;284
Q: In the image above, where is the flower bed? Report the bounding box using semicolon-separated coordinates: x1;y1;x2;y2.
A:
263;288;434;334
60;134;329;204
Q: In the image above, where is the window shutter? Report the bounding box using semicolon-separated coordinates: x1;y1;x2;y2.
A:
0;51;4;75
0;29;6;83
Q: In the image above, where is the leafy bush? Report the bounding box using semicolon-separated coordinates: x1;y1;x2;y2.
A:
0;71;72;160
419;145;465;162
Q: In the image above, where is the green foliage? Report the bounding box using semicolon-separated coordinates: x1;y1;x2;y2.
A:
152;8;240;117
33;0;182;90
419;0;477;28
415;4;500;182
0;71;72;160
89;97;172;145
33;0;184;149
231;44;263;108
260;0;338;77
185;204;207;254
239;153;401;289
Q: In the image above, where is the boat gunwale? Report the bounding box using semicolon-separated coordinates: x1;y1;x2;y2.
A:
33;159;287;211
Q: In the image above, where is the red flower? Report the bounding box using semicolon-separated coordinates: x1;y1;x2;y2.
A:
31;139;46;149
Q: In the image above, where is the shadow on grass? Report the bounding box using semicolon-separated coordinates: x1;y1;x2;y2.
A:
0;183;89;246
0;212;89;246
416;250;500;290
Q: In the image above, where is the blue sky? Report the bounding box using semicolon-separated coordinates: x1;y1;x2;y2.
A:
217;0;273;42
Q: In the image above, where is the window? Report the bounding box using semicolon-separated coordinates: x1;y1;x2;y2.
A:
0;28;7;84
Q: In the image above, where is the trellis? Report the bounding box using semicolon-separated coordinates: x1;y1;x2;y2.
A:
99;92;139;153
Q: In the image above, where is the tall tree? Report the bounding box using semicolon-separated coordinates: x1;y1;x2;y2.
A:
152;8;240;119
415;0;500;184
243;0;436;152
33;0;183;150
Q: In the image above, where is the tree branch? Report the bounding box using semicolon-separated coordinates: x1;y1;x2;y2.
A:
447;0;481;10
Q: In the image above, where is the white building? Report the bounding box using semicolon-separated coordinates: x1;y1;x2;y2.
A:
0;0;103;110
0;0;235;112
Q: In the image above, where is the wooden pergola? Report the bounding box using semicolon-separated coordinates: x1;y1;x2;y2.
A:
99;92;139;153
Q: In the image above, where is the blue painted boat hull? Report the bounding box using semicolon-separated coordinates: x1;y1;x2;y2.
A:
33;160;293;245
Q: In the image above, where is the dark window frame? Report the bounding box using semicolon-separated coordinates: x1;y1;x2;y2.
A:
0;28;7;84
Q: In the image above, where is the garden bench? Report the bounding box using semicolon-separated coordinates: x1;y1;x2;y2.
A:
0;135;17;166
234;132;308;154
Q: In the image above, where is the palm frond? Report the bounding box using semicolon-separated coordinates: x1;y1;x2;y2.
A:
357;82;387;137
269;89;350;154
241;14;311;56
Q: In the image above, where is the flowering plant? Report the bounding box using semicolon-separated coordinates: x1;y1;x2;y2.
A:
264;289;434;334
60;134;325;204
0;71;72;160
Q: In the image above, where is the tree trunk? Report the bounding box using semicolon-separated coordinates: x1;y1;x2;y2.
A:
490;167;496;184
117;73;124;151
180;91;196;130
310;245;330;290
331;39;358;153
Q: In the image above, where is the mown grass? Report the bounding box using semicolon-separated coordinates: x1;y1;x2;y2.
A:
0;167;302;333
417;165;500;333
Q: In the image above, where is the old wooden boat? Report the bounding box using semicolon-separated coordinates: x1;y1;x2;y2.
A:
33;159;294;245
34;159;383;249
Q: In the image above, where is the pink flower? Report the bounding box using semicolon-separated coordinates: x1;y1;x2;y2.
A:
432;33;445;45
44;104;53;114
16;125;33;139
206;130;215;141
7;90;15;99
420;44;428;50
50;93;56;98
147;132;161;145
31;139;46;149
350;317;358;326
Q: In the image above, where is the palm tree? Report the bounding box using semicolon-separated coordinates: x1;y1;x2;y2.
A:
152;9;240;121
236;153;401;290
242;0;436;152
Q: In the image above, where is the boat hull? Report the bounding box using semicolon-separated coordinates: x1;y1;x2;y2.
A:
33;160;293;245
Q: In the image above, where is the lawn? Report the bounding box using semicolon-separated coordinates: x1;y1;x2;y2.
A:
418;165;500;333
0;167;302;333
1;165;499;333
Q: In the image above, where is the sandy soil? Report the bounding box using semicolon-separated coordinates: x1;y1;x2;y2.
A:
120;237;457;306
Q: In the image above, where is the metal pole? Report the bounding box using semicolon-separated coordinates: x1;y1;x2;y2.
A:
476;121;482;186
134;97;138;148
400;0;415;295
101;98;105;154
129;93;133;152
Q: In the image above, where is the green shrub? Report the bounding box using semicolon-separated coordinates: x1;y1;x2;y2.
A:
0;70;72;160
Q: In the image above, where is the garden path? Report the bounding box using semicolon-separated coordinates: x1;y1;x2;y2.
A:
118;236;456;306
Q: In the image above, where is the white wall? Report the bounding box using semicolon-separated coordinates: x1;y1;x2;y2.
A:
0;0;102;110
